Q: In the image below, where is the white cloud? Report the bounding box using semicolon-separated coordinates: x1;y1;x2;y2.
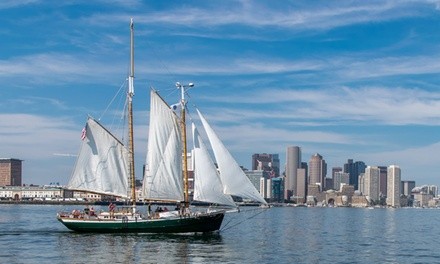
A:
0;0;38;9
80;0;436;32
0;114;78;159
338;55;440;79
0;53;124;85
201;86;440;126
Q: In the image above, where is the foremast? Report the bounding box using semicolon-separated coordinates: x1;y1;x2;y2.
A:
176;82;194;208
128;19;136;212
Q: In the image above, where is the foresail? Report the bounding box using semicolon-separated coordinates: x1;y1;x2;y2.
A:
197;109;267;204
67;118;129;198
192;123;236;207
142;90;184;201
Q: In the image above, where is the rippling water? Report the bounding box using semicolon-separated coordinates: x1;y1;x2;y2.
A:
1;204;440;263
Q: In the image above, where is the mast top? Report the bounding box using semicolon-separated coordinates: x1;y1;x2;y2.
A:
129;18;134;97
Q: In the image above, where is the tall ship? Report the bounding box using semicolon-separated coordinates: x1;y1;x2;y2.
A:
57;19;267;233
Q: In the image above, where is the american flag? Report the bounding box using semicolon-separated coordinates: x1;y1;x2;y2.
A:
269;169;275;178
81;127;87;140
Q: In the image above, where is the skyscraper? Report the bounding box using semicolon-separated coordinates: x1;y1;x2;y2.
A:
251;153;280;178
332;167;342;190
344;159;366;190
308;153;326;190
387;165;401;207
333;171;350;191
363;166;380;203
332;167;342;177
285;146;301;200
378;166;388;196
0;158;22;186
401;180;415;196
270;177;284;203
296;167;307;203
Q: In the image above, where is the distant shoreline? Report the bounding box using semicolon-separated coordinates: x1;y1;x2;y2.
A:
0;200;93;205
0;200;183;206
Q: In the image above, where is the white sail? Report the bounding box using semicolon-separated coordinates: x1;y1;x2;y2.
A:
192;123;236;207
68;117;129;198
142;90;184;201
196;109;267;204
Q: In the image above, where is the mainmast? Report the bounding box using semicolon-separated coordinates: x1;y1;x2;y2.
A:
176;82;194;208
128;19;136;212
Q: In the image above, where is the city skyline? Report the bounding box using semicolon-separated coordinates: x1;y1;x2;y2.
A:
2;1;440;186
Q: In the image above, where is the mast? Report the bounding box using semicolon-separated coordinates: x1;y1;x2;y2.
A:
176;82;194;208
128;18;136;212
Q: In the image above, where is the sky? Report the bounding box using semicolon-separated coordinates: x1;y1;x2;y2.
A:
1;0;440;187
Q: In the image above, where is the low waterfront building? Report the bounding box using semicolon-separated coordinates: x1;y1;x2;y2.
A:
413;192;433;207
351;195;369;207
0;185;63;200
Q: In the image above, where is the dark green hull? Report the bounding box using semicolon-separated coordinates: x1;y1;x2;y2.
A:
57;211;225;233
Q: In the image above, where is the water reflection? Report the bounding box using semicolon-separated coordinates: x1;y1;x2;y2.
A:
55;232;223;263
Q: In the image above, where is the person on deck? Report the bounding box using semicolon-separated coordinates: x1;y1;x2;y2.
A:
90;207;95;217
84;206;90;218
109;202;116;218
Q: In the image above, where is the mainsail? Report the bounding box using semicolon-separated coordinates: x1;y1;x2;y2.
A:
67;117;129;198
192;123;236;207
196;109;267;204
142;90;184;201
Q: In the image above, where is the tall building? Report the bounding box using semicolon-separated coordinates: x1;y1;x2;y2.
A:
285;146;301;200
296;167;307;203
387;165;401;207
378;166;387;196
324;178;333;191
344;159;366;190
0;158;22;186
333;171;350;191
308;153;326;190
401;180;415;197
260;177;269;199
270;177;284;203
332;167;342;177
363;166;380;203
358;173;365;194
428;185;438;196
251;153;280;178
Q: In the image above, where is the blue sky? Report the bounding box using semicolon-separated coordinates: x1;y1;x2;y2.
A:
1;0;440;187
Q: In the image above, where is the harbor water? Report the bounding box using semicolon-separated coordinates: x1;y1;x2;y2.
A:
1;204;440;263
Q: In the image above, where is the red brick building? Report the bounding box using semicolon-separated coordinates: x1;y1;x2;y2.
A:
0;158;22;186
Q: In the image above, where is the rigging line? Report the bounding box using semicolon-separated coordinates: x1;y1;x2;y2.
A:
185;103;194;122
99;80;127;121
220;209;268;233
144;40;179;84
220;217;234;231
119;98;129;143
185;89;199;109
165;87;179;100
